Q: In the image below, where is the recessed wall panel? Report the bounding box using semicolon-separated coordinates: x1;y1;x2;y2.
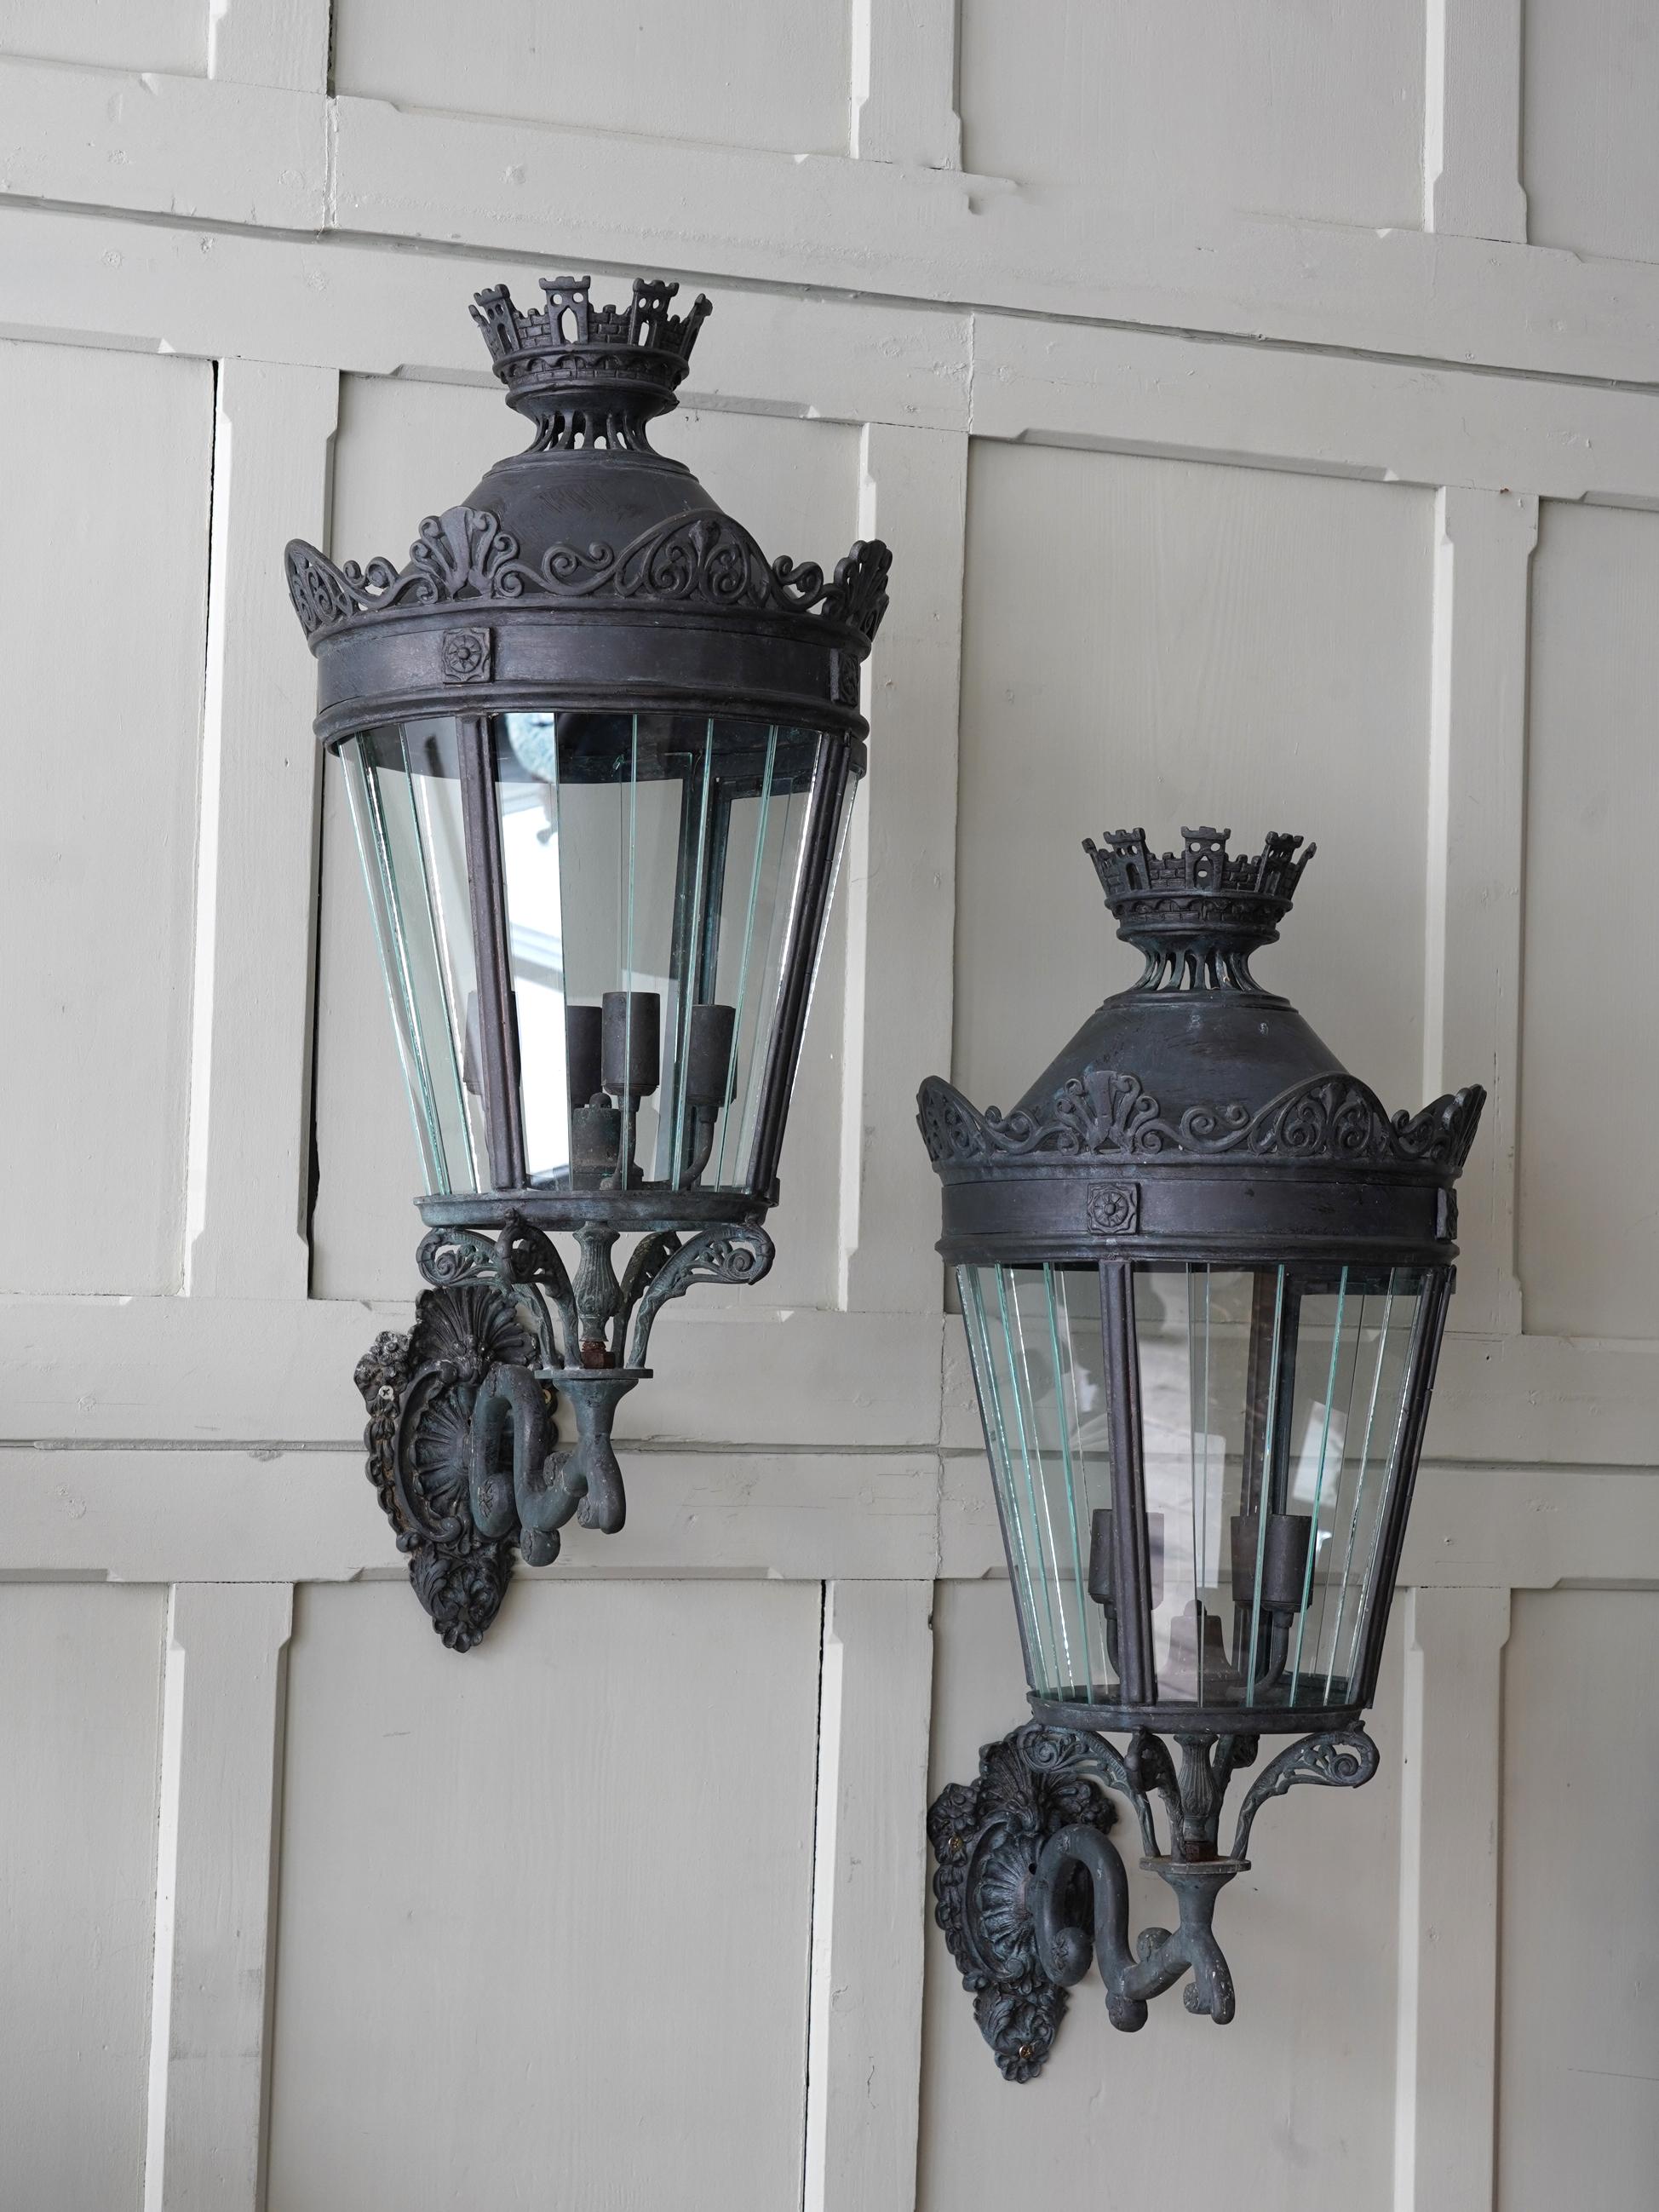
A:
1524;0;1659;265
0;341;211;1294
266;1578;822;2212
1498;1590;1659;2209
954;441;1433;1130
334;0;851;158
0;1;204;72
310;373;858;1311
959;0;1423;227
0;1583;166;2211
1518;500;1659;1339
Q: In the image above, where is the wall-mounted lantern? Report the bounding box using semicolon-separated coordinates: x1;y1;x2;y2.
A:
918;826;1483;2077
285;273;890;1650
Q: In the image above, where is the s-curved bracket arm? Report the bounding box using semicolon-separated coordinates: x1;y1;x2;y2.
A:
624;1222;774;1370
1229;1727;1379;1863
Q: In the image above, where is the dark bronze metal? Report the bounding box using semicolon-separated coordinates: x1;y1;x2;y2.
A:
287;273;889;1636
921;823;1482;2065
930;1720;1379;2078
353;1208;772;1646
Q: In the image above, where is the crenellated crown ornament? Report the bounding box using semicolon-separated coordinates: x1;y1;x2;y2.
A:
1084;825;1317;991
469;273;711;450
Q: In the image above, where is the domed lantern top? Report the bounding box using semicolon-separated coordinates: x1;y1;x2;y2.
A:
919;827;1484;1736
282;274;892;1652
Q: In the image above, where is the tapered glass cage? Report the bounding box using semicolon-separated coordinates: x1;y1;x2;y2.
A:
958;1259;1445;1721
339;710;854;1204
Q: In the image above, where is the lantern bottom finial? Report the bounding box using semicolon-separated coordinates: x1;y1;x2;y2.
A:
928;1720;1378;2078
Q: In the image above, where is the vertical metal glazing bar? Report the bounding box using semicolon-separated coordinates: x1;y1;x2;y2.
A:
715;727;777;1186
1326;1278;1400;1701
748;733;850;1195
399;726;479;1188
1289;1266;1349;1703
669;723;716;1189
1045;1265;1094;1703
457;715;525;1191
1347;1268;1453;1705
1244;1267;1288;1709
1100;1261;1156;1705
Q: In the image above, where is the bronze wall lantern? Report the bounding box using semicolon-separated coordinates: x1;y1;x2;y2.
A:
285;273;890;1648
918;825;1483;2075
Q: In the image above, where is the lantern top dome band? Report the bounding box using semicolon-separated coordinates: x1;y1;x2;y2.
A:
284;274;891;745
920;825;1484;1269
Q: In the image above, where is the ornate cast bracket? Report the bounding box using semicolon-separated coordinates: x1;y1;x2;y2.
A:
928;1721;1379;2079
353;1211;773;1649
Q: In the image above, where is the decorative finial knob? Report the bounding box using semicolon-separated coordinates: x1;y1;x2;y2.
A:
468;273;713;453
1082;826;1316;991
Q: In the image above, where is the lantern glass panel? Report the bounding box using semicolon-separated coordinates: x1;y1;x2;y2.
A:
958;1261;1430;1713
493;710;841;1196
340;720;485;1196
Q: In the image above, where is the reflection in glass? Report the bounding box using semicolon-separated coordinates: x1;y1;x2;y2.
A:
958;1261;1427;1710
494;710;833;1197
340;720;484;1195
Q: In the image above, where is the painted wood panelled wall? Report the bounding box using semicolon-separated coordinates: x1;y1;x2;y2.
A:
2;3;1657;2207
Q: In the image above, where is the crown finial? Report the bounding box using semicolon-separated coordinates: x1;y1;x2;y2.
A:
468;273;713;454
1082;825;1316;991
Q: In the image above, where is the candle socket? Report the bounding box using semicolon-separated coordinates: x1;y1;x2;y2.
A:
602;990;662;1100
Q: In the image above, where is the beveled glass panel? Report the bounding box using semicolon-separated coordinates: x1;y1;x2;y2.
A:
340;721;485;1195
493;711;828;1196
961;1260;1430;1714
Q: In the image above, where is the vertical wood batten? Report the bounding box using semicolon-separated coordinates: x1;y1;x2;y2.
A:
851;0;962;169
1392;1585;1511;2212
805;1580;934;2212
144;1582;294;2212
1421;485;1535;1337
1423;0;1528;242
838;425;967;1313
184;359;338;1301
205;0;333;95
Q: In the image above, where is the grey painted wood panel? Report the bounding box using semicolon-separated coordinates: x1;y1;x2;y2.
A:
265;1577;823;2212
0;0;204;74
0;1583;166;2211
0;340;211;1295
1524;0;1659;265
332;0;852;158
958;0;1424;226
1519;499;1659;1339
1498;1590;1659;2209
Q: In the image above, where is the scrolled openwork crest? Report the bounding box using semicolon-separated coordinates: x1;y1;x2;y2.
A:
919;1069;1485;1177
286;508;890;650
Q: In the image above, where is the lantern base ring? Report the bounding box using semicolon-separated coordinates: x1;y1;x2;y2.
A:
928;1720;1378;2079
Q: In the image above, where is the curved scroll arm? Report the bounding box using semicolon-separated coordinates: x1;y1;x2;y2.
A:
498;1209;580;1368
1023;1722;1161;1859
616;1231;682;1349
624;1222;774;1369
416;1227;502;1289
1229;1727;1379;1863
